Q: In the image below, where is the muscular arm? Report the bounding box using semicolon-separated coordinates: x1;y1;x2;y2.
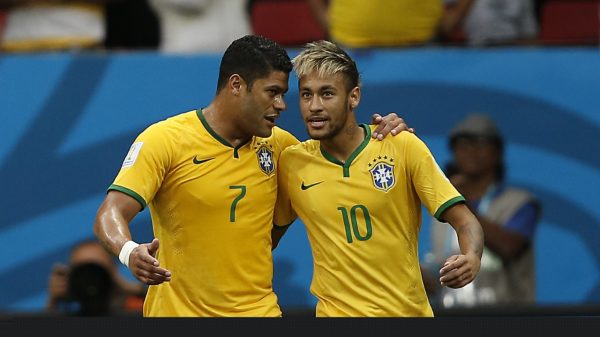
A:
94;190;171;285
438;203;484;288
94;190;140;256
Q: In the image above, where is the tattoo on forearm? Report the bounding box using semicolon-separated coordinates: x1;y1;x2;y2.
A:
458;222;484;257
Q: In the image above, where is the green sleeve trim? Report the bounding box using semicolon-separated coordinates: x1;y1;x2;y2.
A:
108;184;147;211
434;196;466;221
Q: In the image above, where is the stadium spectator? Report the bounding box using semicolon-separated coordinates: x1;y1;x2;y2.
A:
447;0;539;46
148;0;251;53
46;240;145;316
0;0;109;52
422;114;541;308
306;0;475;48
93;35;409;317
274;40;484;317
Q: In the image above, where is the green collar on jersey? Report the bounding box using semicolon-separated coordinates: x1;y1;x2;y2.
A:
196;108;251;159
320;124;371;177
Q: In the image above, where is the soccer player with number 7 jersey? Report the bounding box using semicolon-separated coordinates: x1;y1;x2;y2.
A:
275;41;484;317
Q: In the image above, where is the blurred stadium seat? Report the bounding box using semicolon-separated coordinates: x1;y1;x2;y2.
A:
0;9;6;37
540;0;600;45
250;0;326;46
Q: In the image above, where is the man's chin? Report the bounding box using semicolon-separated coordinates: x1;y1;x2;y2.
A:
307;128;328;140
256;127;274;138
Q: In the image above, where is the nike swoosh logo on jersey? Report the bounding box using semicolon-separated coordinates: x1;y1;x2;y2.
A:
301;181;324;190
193;156;215;165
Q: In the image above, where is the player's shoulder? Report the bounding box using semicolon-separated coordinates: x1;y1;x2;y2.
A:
135;110;196;149
263;126;300;150
282;138;319;157
270;126;297;141
145;110;195;134
280;140;319;167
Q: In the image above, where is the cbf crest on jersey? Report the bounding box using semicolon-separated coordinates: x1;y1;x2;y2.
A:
256;145;275;175
368;156;395;192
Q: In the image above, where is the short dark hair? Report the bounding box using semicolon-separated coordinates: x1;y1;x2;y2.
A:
216;35;292;93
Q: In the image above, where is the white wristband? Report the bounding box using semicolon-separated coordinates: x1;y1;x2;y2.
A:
119;241;139;268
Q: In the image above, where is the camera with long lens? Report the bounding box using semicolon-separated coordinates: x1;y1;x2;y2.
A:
67;262;115;316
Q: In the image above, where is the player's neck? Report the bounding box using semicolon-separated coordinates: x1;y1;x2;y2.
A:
202;102;252;147
320;124;365;163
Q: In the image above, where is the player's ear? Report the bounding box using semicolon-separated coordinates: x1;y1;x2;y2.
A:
229;74;243;95
349;86;361;109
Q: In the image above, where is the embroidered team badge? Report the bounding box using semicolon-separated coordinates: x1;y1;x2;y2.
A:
368;157;395;192
256;145;275;175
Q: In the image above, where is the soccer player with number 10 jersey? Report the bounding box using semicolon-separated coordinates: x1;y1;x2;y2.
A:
275;41;484;317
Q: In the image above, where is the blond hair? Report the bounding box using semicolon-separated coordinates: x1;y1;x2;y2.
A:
292;40;360;89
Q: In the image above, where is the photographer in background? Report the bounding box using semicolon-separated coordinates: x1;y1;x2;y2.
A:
423;114;541;308
46;240;146;316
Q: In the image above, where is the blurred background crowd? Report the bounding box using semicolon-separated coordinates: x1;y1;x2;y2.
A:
0;0;599;317
0;0;598;53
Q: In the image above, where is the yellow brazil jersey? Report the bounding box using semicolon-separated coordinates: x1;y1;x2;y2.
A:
277;124;464;317
329;0;443;47
109;109;299;317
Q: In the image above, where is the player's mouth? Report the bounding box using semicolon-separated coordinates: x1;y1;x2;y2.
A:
264;114;278;126
307;116;328;129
